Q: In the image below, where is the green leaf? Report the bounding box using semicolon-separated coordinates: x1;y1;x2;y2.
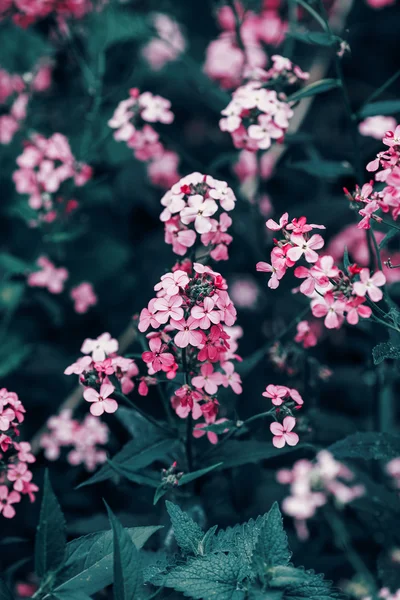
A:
287;79;340;102
204;440;304;470
288;158;352;178
153;485;168;506
35;470;66;579
269;567;345;599
358;99;400;118
254;503;291;570
153;553;249;600
329;432;400;460
107;459;161;488
0;579;14;600
178;463;223;486
166;501;205;556
105;503;141;600
379;228;399;249
343;247;350;272
287;29;339;47
0;339;32;378
54;526;161;596
78;437;175;488
52;592;92;600
372;341;400;365
0;253;35;275
212;513;268;563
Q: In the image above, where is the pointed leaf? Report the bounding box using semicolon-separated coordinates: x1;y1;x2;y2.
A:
166;501;205;556
359;99;400;118
178;463;223;486
254;503;291;570
372;341;400;365
329;432;400;460
105;503;141;600
35;470;66;578
288;79;340;102
204;440;304;470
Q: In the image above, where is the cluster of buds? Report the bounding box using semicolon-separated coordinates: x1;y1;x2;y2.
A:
108;88;180;189
0;389;38;519
256;212;386;330
139;261;242;438
277;450;365;540
40;409;109;472
160;461;184;488
13;133;92;220
64;332;140;415
160;172;236;260
0;60;52;145
262;385;303;448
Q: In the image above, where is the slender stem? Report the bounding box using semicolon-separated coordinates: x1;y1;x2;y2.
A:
114;391;173;434
362;68;400;107
181;348;193;471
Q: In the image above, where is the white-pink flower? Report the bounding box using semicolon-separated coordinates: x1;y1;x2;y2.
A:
81;333;119;362
180;195;218;234
287;234;325;263
353;269;386;302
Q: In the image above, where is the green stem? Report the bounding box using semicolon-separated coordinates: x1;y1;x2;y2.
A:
361;68;400;107
114;391;173;434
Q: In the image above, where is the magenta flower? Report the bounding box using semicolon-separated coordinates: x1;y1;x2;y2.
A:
270;416;299;448
0;486;21;519
287;234;324;263
262;384;289;406
353;268;386;302
142;336;175;372
170;317;204;348
83;383;118;417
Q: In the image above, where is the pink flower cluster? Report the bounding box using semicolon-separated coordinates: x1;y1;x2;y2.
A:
262;384;303;448
27;256;97;313
204;2;286;90
0;0;101;28
142;13;186;71
220;81;293;151
278;450;365;540
108;88;180;189
386;457;400;492
160;172;236;260
65;332;139;416
347;123;400;226
256;212;386;330
139;261;242;435
13;133;92;214
0;389;38;519
363;589;400;600
40;409;109;471
0;61;52;145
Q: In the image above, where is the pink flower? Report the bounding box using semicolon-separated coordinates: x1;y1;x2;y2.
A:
154;270;189;296
83;383;118;417
294;265;329;297
353;269;386;301
192;363;224;395
15;441;35;463
81;333;118;361
287;234;324;263
153;295;184;324
256;259;286;289
180;195;218;234
7;463;32;492
345;297;372;325
262;384;289;406
221;361;242;394
64;355;92;375
0;486;21;519
191;297;221;329
170;316;204;348
192;418;228;444
266;212;289;231
138;300;160;332
294;321;318;348
382;124;400;147
70;282;97;314
142;336;175;372
358;116;397;140
27;256;69;294
312;292;345;329
270;416;299;448
0;407;15;431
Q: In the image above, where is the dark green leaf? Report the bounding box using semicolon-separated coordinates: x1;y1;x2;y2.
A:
0;340;32;378
0;580;14;600
269;567;346;599
359;100;400;118
0;253;35;275
54;526;161;596
379;228;399;249
153;485;168;506
166;501;205;556
329;432;400;460
287;29;339;47
254;503;291;571
52;592;92;600
105;503;141;600
35;470;66;578
78;437;175;488
343;247;350;271
107;459;161;488
287;79;340;102
288;158;352;178
205;440;304;470
212;513;268;563
153;553;249;600
178;463;223;486
372;341;400;365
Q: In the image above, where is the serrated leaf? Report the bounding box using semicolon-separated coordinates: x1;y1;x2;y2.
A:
288;79;340;102
54;526;161;596
35;470;66;579
254;503;291;571
155;553;249;600
0;580;14;600
359;100;400;118
78;437;174;488
205;440;303;470
166;501;205;556
105;503;141;600
178;463;223;486
329;432;400;460
212;513;268;564
372;341;400;365
270;567;346;599
287;29;339;47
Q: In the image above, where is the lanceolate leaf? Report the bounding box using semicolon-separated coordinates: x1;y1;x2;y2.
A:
287;79;340;103
34;470;67;579
53;526;161;596
204;440;304;469
178;463;223;486
358;99;400;118
105;503;141;600
287;30;339;47
329;432;400;460
166;501;205;556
